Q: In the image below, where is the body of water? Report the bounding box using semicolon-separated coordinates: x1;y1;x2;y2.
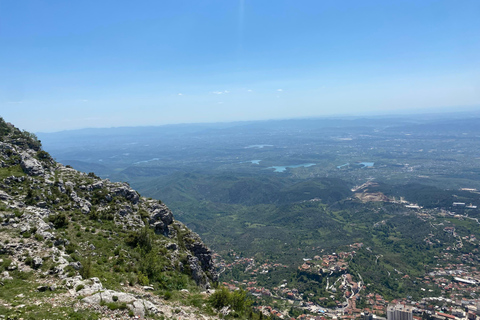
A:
337;163;349;169
134;158;160;164
359;162;374;167
241;160;261;164
268;163;316;173
245;144;273;149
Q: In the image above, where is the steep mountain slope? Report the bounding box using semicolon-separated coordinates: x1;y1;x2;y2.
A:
0;118;223;319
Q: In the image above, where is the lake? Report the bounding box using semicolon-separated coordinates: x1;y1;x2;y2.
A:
359;162;374;167
245;144;273;149
241;160;261;164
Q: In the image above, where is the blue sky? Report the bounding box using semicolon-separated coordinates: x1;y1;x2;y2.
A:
1;0;479;132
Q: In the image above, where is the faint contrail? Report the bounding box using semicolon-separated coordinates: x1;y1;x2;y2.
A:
238;0;245;55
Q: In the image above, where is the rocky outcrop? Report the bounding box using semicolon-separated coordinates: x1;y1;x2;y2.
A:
183;229;219;286
64;276;159;318
147;200;174;236
0;118;220;318
82;289;159;318
20;152;45;176
0;190;10;200
110;185;140;204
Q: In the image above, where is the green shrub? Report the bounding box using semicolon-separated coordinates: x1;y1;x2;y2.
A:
36;150;51;161
127;273;137;286
137;272;149;286
79;255;93;279
25;256;33;267
101;301;128;311
48;213;69;229
208;287;251;314
14;209;22;218
209;287;230;310
126;226;152;252
65;243;77;254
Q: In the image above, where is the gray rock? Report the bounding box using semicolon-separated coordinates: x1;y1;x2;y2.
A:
65;181;75;189
91;181;103;190
20;154;44;176
1;271;12;280
37;201;47;208
183;230;218;286
19;225;29;233
111;185;139;204
37;285;49;292
57;182;66;194
166;243;178;251
6;264;17;271
0;190;10;200
38;231;54;240
149;205;174;236
187;255;210;289
81;204;90;214
82;289;135;304
81;289;158;318
69;261;82;270
32;257;43;269
70;191;81;203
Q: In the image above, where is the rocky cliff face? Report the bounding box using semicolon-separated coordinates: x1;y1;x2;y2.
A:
0;118;219;319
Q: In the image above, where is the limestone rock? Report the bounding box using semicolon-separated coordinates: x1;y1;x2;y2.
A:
0;190;10;200
20;153;44;176
110;185;139;204
1;271;13;280
32;256;43;269
82;288;159;318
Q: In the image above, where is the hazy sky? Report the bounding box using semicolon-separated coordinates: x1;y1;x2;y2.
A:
1;0;479;132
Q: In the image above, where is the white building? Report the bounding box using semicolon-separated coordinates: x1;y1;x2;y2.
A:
387;304;413;320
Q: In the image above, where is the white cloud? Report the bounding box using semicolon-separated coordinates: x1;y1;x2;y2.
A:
178;93;183;96
247;89;253;92
277;89;283;92
212;90;230;95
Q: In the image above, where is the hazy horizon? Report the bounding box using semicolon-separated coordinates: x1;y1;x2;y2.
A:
29;106;480;135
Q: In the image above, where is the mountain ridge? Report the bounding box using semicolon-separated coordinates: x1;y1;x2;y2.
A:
0;118;229;319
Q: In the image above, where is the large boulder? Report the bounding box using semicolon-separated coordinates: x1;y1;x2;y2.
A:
0;190;10;200
148;202;174;236
110;185;139;204
82;288;159;318
20;153;44;176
